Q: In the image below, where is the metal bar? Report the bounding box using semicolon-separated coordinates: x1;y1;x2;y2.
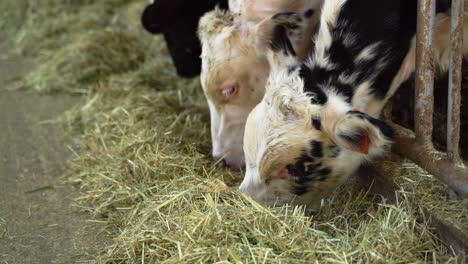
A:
420;207;468;255
389;121;468;198
447;0;464;163
414;0;436;144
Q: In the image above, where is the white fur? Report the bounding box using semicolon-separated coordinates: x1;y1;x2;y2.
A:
354;42;380;64
311;0;348;69
351;80;373;111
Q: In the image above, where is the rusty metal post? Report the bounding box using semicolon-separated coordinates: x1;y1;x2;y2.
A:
447;0;464;163
381;0;468;198
390;123;468;198
414;0;436;144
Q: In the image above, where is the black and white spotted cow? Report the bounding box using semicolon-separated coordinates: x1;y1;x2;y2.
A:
197;0;465;171
240;0;460;208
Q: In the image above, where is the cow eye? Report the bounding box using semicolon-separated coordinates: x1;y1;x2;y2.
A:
221;85;238;101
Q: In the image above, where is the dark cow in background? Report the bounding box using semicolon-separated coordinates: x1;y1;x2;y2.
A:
240;0;458;208
141;0;228;77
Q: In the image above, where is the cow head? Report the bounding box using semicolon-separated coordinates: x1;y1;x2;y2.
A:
198;9;289;169
141;0;228;78
239;13;394;208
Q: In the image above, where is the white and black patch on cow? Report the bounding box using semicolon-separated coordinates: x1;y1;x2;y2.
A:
302;0;420;111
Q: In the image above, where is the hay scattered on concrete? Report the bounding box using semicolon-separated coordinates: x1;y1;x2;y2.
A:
6;0;467;262
18;30;147;94
8;0;130;55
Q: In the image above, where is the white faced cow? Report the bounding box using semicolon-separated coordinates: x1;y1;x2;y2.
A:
240;0;467;208
198;0;324;169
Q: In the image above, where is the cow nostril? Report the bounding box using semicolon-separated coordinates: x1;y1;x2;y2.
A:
216;159;229;168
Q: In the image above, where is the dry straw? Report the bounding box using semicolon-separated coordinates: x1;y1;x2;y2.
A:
3;0;466;262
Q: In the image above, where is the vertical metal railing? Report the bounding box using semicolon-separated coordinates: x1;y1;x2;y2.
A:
415;0;435;145
386;0;468;198
447;0;464;164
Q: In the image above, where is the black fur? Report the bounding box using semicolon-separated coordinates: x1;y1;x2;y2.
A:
300;65;328;105
304;9;315;18
312;118;322;131
287;146;335;195
302;0;448;102
287;65;298;74
141;0;228;78
436;0;451;13
347;110;394;139
310;140;323;157
270;25;296;56
316;168;331;181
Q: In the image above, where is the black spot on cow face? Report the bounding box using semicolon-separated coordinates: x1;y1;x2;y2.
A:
316;168;331;181
310;140;323;157
290;163;332;195
286;145;334;196
304;9;315;18
312;118;322;131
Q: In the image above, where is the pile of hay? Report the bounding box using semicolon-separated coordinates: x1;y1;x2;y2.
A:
5;0;467;262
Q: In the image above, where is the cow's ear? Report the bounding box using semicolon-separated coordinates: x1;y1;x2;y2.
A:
321;103;393;157
260;13;303;72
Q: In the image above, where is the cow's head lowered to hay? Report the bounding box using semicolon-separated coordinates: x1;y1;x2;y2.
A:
197;1;323;170
239;0;432;208
240;47;394;207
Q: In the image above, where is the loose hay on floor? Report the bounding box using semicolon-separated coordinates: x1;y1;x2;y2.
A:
4;0;467;263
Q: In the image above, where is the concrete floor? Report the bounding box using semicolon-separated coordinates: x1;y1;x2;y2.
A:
0;50;105;263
